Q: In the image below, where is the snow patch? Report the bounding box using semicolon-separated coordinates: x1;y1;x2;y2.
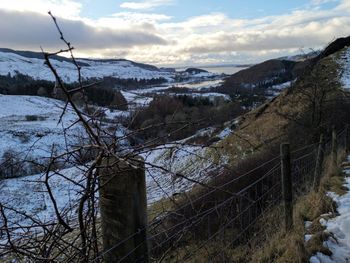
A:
121;91;153;108
337;47;350;89
309;163;350;262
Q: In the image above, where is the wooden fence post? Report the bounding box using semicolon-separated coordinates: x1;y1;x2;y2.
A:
99;156;149;263
346;124;350;152
331;126;338;169
281;143;293;232
313;134;325;192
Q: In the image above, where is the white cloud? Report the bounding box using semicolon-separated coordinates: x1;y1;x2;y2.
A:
311;0;338;5
143;2;350;65
91;12;172;29
120;0;174;10
0;0;82;19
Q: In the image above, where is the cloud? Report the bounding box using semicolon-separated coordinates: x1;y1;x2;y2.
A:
148;2;350;64
311;0;339;5
0;0;82;19
112;12;172;23
92;12;172;29
0;9;167;53
120;0;174;10
0;0;349;65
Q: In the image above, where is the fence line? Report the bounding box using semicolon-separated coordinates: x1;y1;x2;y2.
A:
95;126;349;262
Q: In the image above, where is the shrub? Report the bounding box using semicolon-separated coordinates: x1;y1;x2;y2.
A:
25;115;39;121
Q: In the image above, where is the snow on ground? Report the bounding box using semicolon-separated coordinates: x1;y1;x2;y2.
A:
0;51;174;83
129;87;229;102
103;108;129;119
131;79;224;95
121;91;153;108
0;166;85;227
129;78;227;103
0;95;83;162
0;95;233;246
143;142;221;203
0;141;221;229
309;156;350;263
132;85;171;94
217;127;232;139
143;125;233;203
171;79;223;90
266;81;293;98
337;47;350;89
270;81;293;91
188;92;230;101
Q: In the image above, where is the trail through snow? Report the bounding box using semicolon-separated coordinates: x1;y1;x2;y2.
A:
310;156;350;263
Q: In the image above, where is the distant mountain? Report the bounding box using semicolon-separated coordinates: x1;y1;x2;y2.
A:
0;48;175;83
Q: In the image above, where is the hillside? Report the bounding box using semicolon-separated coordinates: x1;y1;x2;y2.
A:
220;58;309;92
0;95;86;178
0;93;234;229
217;42;350;164
0;49;175;83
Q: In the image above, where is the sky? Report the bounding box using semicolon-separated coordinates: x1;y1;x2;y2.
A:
0;0;349;66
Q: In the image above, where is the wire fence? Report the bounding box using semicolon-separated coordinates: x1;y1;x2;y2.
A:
93;127;349;263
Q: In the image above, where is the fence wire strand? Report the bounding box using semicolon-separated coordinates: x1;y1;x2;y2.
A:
93;128;347;262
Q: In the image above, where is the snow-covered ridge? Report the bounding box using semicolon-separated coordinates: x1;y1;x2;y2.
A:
0;50;175;83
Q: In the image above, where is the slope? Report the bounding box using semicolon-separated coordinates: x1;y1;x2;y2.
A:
0;49;174;83
218;42;350;166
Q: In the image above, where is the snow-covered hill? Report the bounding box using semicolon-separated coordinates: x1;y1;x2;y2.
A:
0;50;175;83
0;102;231;228
0;95;83;171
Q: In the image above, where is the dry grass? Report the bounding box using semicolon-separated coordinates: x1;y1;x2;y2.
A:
217;49;345;170
247;151;347;263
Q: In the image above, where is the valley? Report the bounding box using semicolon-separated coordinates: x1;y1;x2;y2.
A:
1;33;350;262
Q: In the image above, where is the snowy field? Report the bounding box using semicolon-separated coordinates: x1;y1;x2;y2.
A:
168;79;223;90
129;78;229;102
121;90;153;108
0;95;83;162
0;166;85;226
0;51;174;83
